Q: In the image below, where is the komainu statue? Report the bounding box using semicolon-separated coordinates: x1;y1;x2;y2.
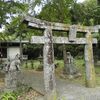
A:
5;54;21;72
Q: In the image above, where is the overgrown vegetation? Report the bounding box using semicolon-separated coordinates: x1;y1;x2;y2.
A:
0;84;43;100
0;92;18;100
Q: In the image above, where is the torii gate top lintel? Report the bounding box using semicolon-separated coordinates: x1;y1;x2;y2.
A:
24;16;98;44
24;16;99;33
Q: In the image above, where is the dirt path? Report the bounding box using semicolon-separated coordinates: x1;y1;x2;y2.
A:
18;70;100;100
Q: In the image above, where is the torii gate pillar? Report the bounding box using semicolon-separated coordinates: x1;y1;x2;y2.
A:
43;27;57;100
84;31;96;88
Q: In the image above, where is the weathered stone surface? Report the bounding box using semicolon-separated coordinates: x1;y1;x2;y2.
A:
24;16;98;32
65;52;78;75
43;27;57;100
84;31;96;88
89;25;100;33
5;71;20;92
69;25;77;42
31;36;97;44
4;54;21;92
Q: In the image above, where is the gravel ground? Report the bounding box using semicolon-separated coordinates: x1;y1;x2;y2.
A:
18;70;100;100
17;89;44;100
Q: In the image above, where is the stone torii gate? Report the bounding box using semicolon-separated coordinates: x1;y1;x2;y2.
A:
24;16;98;100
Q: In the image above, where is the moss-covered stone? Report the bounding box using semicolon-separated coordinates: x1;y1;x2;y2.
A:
85;31;96;88
45;89;57;100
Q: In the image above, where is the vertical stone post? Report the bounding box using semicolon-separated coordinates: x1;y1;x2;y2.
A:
84;31;96;88
69;25;77;42
43;27;57;100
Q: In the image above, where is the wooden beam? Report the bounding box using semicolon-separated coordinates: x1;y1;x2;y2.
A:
24;16;98;33
31;36;97;44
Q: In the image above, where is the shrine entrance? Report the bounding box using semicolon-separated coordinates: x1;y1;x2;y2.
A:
23;16;98;100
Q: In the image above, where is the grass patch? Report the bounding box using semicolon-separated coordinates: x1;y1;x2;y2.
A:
22;59;100;86
22;60;41;70
95;65;100;86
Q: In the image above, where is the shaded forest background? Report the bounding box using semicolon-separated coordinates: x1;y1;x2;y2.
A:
0;0;100;60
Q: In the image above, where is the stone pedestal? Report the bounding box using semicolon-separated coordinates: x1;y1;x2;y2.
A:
5;71;20;92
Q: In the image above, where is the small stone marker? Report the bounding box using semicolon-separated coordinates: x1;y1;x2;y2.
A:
66;52;77;75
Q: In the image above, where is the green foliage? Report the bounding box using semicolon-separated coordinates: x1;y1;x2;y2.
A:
0;85;34;100
0;92;18;100
0;0;28;25
22;60;42;70
38;0;73;23
0;0;44;41
71;0;100;25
